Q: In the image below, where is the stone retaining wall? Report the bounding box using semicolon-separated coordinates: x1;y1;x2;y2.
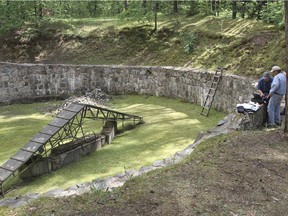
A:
0;62;256;112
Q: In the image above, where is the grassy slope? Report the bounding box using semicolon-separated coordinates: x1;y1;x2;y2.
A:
0;15;284;78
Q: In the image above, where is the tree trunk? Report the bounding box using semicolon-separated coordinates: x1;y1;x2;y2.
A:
216;0;220;16
240;1;246;19
20;1;25;20
284;1;288;133
5;0;10;19
154;1;158;32
142;0;147;14
124;0;128;11
173;0;178;14
232;0;237;19
256;1;267;20
39;0;43;19
211;0;216;16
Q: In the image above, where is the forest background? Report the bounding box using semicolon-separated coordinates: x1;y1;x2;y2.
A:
0;0;286;77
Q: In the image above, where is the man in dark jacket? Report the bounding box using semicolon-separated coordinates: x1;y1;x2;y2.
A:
257;71;273;98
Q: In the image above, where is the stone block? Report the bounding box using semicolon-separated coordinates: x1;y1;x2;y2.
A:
95;138;102;150
51;139;98;171
20;157;52;179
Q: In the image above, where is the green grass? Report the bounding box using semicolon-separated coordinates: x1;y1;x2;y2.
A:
0;101;63;165
0;95;224;198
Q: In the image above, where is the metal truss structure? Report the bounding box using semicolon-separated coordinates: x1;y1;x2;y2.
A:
0;103;144;197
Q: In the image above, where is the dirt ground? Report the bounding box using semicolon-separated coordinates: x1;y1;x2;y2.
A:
15;129;288;216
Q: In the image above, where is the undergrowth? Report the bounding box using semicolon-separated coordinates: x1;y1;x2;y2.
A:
0;15;282;78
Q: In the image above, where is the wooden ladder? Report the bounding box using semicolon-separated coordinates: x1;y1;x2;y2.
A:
201;68;223;117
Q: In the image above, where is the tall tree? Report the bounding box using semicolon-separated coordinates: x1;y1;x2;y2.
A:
284;1;288;133
240;1;247;19
153;1;158;32
124;0;128;11
232;0;237;19
5;0;10;19
211;0;216;16
173;0;178;14
87;1;97;17
143;0;147;14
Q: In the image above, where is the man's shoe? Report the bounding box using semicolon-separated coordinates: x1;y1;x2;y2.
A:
267;124;278;128
276;122;281;126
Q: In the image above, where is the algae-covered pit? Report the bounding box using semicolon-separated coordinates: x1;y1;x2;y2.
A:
0;95;224;197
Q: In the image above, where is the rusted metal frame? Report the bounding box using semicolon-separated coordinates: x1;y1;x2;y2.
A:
15;146;48;187
95;108;100;119
65;124;81;142
86;104;143;123
42;141;49;158
64;112;85;142
78;108;86;138
87;104;132;117
55;114;81;145
55;110;85;147
50;133;63;147
94;108;104;119
84;106;141;123
85;107;99;120
64;120;77;139
99;109;109;119
17;129;69;187
0;182;3;197
108;111;117;120
71;114;84;138
83;105;100;119
49;107;84;147
48;128;68;149
47;120;69;149
77;108;91;145
58;124;78;144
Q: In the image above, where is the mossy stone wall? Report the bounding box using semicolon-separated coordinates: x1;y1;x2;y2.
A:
0;62;256;112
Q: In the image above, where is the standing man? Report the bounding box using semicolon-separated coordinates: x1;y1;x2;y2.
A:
267;65;287;127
